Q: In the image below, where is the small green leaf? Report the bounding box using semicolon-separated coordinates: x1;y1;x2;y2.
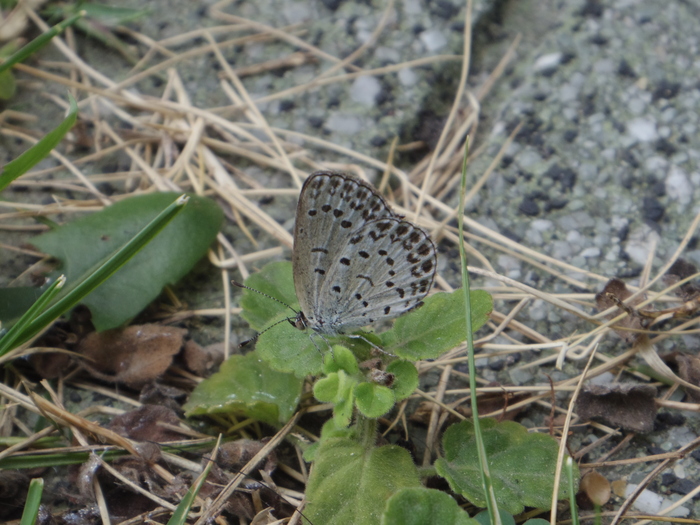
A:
240;261;298;332
386;360;418;400
305;437;421;525
354;382;395;418
314;372;341;403
382;487;477;525
183;350;303;426
381;290;492;360
32;193;222;331
435;419;579;515
324;345;359;375
303;419;356;462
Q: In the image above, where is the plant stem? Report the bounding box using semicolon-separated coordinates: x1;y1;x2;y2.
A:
356;413;377;450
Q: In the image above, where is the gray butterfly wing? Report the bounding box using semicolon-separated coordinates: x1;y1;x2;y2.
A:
293;171;395;326
315;217;437;334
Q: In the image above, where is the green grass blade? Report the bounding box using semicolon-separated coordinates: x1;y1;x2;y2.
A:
0;94;78;189
19;478;44;525
167;435;221;525
0;275;65;356
0;12;84;74
9;195;189;349
458;138;500;525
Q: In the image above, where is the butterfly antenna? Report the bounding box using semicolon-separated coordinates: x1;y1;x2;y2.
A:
231;280;299;315
238;316;295;348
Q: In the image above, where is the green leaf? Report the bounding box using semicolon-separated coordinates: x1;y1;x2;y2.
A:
474;509;517;525
0;94;78;187
435;419;579;515
380;290;492;360
240;261;298;331
354;382;394;418
314;371;357;428
32;193;222;331
324;345;359;375
382;487;477;525
303;419;355;462
183;350;303;426
386;360;418;401
305;437;421;525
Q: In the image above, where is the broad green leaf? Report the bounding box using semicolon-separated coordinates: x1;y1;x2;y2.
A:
0;94;78;187
382;487;477;525
303;419;356;462
305;437;421;525
183;350;302;426
381;289;492;360
435;419;579;515
240;261;298;331
354;382;394;418
386;360;418;400
32;193;222;331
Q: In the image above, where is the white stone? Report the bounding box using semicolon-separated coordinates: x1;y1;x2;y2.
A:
666;166;692;205
625;224;661;266
350;75;381;106
627;117;658;142
325;114;363;134
534;52;563;72
419;29;447;52
580;247;601;258
398;67;418;86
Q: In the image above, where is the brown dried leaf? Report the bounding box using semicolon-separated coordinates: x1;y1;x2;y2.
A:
183;339;225;376
138;382;187;413
575;383;657;433
108;405;183;443
77;324;186;387
595;278;647;343
664;258;700;301
663;352;700;403
29;351;72;380
218;439;278;476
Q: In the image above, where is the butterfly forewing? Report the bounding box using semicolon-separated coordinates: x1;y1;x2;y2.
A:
315;217;437;333
293;171;395;322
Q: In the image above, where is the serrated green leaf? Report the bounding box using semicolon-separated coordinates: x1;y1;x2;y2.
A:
183;350;302;426
381;289;492;360
354;382;395;418
382;487;477;525
32;193;222;331
305;437;421;525
435;419;578;515
386;360;418;400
